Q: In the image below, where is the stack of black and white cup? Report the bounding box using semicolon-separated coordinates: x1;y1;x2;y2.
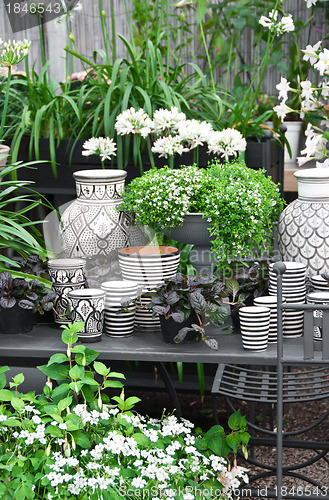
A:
253;295;286;343
306;291;329;342
269;261;307;338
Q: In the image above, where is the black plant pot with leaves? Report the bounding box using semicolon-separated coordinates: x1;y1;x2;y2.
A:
159;311;201;344
0;304;34;334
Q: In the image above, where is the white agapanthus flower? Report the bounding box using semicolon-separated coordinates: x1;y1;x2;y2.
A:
207;128;247;160
152;107;186;136
177;119;214;149
151;135;188;158
115;108;153;138
82;137;117;161
0;39;31;67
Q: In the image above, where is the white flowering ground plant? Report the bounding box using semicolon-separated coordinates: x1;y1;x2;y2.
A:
120;160;284;266
0;322;250;499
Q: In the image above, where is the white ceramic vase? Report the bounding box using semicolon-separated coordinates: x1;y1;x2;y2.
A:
60;170;132;258
278;169;329;276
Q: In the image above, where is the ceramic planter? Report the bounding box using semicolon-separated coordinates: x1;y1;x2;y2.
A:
0;145;10;169
278;169;329;276
101;280;139;337
68;288;105;342
118;246;180;328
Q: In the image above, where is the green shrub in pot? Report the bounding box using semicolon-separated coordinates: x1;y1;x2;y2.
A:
120;159;284;267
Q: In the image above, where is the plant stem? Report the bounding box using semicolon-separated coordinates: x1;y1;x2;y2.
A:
0;65;11;140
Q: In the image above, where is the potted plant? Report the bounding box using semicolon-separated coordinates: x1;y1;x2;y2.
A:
120;159;285;270
0;269;56;334
0;321;250;498
144;273;229;349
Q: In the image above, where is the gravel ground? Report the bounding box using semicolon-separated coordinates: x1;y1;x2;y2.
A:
126;387;329;496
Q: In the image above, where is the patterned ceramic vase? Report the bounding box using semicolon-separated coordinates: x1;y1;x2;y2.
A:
67;288;105;342
47;258;87;324
118;246;180;328
101;280;139;337
278;169;329;276
60;170;131;258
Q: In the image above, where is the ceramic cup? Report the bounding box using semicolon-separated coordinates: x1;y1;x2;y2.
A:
238;306;270;351
68;288;105;343
306;291;329;342
253;295;286;343
101;280;139;337
48;258;87;324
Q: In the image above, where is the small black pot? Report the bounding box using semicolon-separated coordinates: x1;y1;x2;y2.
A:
0;305;34;334
159;311;201;344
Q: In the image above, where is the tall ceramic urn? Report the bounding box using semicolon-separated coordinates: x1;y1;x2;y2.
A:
278;169;329;276
60;170;131;258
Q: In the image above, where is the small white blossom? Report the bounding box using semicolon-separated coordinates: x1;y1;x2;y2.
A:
207;128;247;160
82;137;116;161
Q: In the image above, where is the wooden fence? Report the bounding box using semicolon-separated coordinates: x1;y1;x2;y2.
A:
0;0;327;96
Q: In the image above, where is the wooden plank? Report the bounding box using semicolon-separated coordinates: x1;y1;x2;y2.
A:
284;169;298;192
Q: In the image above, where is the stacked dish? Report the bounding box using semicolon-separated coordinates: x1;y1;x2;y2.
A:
239;306;270;351
254;295;286;343
306;291;329;342
269;262;307;338
310;275;329;291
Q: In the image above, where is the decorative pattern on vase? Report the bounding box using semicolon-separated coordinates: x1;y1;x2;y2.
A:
68;289;105;343
278;169;329;276
48;258;87;324
60;170;132;258
118;246;180;329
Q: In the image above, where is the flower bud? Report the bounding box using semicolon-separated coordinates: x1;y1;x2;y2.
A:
69;33;75;43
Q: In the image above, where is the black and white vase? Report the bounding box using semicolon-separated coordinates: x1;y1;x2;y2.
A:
67;288;105;342
278;169;329;276
47;258;87;324
118;246;180;328
60;170;134;258
101;280;139;337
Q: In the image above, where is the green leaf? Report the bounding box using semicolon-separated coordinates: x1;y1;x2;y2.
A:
47;353;69;366
228;409;246;431
14;483;34;500
103;380;124;389
61;328;78;345
225;278;240;302
226;432;241;453
0;389;13;401
13;373;24;385
174;327;194;343
189;292;207;314
11;397;25;411
76;432;90;449
93;361;110;377
69;364;84;381
132;433;150;447
38;364;69;381
58;396;73;412
108;371;125;379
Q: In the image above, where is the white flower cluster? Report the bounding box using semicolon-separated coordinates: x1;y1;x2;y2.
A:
258;10;295;36
0;39;31;67
43;412;248;498
207;129;247;161
82;136;117;161
274;41;329;167
115;107;153;138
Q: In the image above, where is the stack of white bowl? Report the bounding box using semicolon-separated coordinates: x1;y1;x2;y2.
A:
269;262;307;338
306;291;329;342
310;275;329;291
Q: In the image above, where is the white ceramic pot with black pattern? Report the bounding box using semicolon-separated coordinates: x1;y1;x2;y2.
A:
60;170;133;258
68;288;105;343
278;169;329;277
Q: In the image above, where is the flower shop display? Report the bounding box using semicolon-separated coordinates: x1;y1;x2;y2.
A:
101;280;139;338
120;160;284;271
0;322;250;499
238;306;271;352
67;289;105;343
268;261;307;338
118;245;181;328
47;258;87;324
145;273;228;349
0;270;56;334
278;169;329;276
60;169;134;258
